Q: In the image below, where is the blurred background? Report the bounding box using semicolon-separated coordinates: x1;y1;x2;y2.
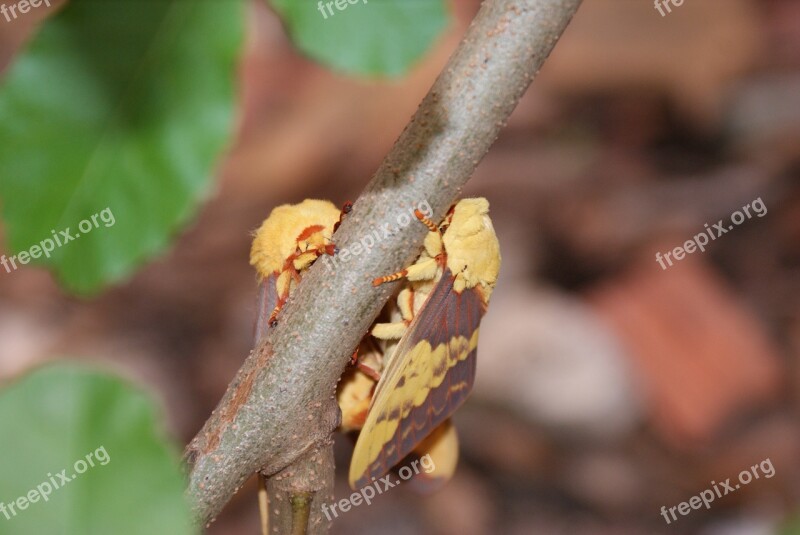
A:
1;0;799;533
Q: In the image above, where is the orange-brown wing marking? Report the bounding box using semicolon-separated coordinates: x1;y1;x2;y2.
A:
295;224;326;243
353;269;485;488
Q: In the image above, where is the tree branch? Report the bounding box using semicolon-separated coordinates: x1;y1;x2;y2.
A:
185;0;583;527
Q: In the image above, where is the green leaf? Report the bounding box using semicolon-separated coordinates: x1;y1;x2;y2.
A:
269;0;449;77
0;364;195;535
0;0;244;295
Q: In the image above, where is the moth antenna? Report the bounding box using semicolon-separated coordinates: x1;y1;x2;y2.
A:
414;209;439;233
372;269;408;287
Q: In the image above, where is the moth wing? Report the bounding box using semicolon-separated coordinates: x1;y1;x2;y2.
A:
254;274;279;341
349;269;486;489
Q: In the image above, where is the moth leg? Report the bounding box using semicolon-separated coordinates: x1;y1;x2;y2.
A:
371;321;408;340
292;250;321;272
372;210;445;287
290;240;336;272
407;257;439;281
273;240;337;325
372;286;417;339
267;294;288;327
372;257;438;286
416;209;445;259
304;241;337;257
333;201;353;233
372;269;406;286
397;287;415;321
267;266;297;326
350;339;382;381
356;361;381;382
415;209;439;233
286;221;338;272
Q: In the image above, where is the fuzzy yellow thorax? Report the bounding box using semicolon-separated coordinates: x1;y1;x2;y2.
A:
442;198;501;298
249;199;340;279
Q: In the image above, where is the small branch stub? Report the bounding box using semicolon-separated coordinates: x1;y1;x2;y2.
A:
264;445;335;535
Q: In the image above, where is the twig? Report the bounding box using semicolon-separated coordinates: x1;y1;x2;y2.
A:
264;445;335;535
259;474;269;535
290;494;312;535
185;0;583;528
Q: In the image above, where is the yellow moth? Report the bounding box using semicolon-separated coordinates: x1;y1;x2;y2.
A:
349;197;501;489
250;199;346;328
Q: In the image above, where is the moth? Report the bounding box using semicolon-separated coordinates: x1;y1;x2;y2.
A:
348;197;501;489
250;198;349;328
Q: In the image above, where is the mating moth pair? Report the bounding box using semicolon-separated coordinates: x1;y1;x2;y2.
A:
250;197;501;490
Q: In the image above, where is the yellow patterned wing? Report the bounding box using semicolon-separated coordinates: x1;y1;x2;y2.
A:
348;270;487;489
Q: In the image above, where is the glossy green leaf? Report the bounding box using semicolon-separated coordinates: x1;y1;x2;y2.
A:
269;0;449;77
0;0;244;294
0;364;194;534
